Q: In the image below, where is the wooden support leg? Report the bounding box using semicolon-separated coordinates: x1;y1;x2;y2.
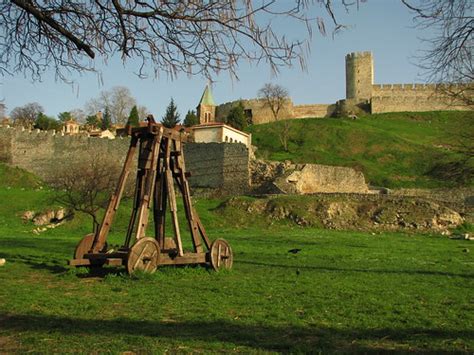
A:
154;154;167;250
173;140;203;253
135;131;162;240
165;138;184;256
92;136;138;253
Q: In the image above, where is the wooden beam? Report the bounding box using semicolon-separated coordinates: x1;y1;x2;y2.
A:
92;136;138;253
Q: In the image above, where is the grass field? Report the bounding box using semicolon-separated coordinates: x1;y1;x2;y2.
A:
0;184;473;353
247;111;473;189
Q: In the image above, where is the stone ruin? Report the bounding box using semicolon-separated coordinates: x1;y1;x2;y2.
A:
250;159;369;195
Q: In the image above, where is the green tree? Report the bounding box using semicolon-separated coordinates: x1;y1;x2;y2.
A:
57;111;72;122
101;107;112;130
127;105;140;127
35;112;61;131
183;110;198;127
86;114;100;128
161;98;180;128
225;102;247;131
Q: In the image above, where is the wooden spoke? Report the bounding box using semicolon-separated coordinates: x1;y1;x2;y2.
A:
209;238;233;271
126;237;160;274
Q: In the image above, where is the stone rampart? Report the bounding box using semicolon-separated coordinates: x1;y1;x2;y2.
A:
371;83;472;113
371;96;466;114
184;142;249;195
0;127;250;195
216;99;335;124
292;104;336;118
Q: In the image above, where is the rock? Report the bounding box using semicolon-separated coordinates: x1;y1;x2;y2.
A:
273;164;369;195
33;210;55;226
55;208;66;221
0;258;5;266
21;210;35;221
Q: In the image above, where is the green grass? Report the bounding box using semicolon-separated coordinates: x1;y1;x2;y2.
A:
0;186;473;353
247;111;473;188
0;162;42;189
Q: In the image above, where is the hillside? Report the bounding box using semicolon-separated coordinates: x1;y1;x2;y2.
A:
247;111;473;188
0;162;42;189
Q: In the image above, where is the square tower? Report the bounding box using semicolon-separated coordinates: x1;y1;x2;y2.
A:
345;51;374;100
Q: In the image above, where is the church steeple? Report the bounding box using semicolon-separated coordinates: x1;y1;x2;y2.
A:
196;84;216;124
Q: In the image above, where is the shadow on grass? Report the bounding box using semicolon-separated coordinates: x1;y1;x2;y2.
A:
0;253;70;274
0;313;471;352
238;260;474;279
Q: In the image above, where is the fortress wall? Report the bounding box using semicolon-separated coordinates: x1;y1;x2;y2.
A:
217;100;336;124
0;127;250;195
372;83;439;97
184;142;249;195
292;104;336;118
371;96;464;113
371;83;472;113
216;99;294;125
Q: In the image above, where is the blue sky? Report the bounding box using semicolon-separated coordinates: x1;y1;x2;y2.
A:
0;0;432;119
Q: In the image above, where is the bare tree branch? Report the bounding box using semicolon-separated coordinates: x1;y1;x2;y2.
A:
402;0;473;107
0;1;359;82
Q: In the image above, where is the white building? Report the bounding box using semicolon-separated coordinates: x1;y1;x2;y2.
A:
192;123;251;148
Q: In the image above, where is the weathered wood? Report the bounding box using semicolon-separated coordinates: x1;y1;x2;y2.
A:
104;258;124;266
92;136;138;253
209;238;233;271
127;237;160;274
68;258;92;266
164;138;184;256
194;211;212;250
70;124;232;274
74;233;95;259
158;252;207;265
174;139;203;253
135;131;162;240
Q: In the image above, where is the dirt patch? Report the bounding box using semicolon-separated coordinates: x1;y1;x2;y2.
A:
218;194;465;233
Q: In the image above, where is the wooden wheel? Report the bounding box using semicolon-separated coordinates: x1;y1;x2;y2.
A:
127;237;160;274
74;233;95;259
209;238;233;271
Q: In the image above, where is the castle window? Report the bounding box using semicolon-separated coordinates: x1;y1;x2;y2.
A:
225;136;228;142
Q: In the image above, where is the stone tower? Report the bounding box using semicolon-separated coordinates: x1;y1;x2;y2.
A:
345;51;374;100
196;85;216;124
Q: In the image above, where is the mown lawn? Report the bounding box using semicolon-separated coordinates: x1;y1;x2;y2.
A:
0;187;473;353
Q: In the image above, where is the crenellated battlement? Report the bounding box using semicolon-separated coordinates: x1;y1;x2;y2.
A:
346;51;372;59
372;83;471;91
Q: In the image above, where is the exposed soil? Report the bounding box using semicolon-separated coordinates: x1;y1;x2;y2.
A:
217;193;468;233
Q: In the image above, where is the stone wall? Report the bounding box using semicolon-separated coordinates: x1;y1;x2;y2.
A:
216;99;334;124
292;104;336;118
371;83;471;113
184;142;249;195
0;127;250;196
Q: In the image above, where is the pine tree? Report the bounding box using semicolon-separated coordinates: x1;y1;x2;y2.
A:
128;105;139;127
161;98;180;128
225;101;247;130
183;110;199;127
101;106;112;130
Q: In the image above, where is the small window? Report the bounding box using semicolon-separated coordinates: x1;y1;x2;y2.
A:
225;136;228;142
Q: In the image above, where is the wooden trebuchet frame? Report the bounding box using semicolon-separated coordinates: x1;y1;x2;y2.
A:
69;122;233;274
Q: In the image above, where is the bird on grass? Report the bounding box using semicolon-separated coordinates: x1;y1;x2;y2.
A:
288;248;302;254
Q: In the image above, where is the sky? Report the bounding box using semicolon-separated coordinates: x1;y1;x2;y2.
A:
0;0;433;119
